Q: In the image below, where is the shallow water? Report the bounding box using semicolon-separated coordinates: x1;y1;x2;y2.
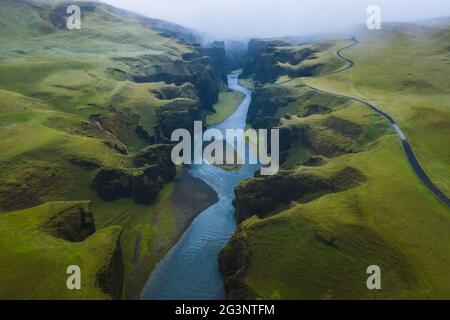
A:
141;74;258;300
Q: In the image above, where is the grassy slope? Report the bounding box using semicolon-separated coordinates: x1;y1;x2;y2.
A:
224;26;450;299
277;38;350;76
239;78;255;90
303;24;450;196
206;89;244;125
0;201;121;300
239;133;450;299
0;0;212;299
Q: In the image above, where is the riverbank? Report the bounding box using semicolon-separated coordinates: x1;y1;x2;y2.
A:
206;89;245;125
123;168;219;299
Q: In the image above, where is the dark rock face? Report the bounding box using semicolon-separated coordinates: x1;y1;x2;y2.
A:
234;167;366;222
93;168;133;202
279;127;293;152
275;124;313;156
218;232;257;300
246;85;296;128
242;39;318;83
242;39;288;82
225;40;247;72
247;83;364;159
131;171;161;205
202;41;228;83
93;167;165;205
156;100;201;139
152;83;198;101
131;47;224;111
135;125;151;143
106;25;227;144
133;144;176;183
103;141;128;155
234;171;332;222
96;229;124;300
68;158;101;170
303;156;327;167
93;144;176;205
43;202;96;242
137;69;219;109
195;68;221;110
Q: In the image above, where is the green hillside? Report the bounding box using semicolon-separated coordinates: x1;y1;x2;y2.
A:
0;201;123;300
220;23;450;300
304;23;450;196
0;0;220;299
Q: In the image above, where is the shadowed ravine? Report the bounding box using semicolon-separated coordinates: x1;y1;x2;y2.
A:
141;74;258;300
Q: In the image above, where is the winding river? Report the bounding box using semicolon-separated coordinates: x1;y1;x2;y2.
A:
141;74;257;300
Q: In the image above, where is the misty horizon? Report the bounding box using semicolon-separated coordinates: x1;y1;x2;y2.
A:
103;0;450;40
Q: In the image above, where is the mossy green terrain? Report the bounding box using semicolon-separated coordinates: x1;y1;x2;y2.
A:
302;24;450;196
220;23;450;300
206;88;244;125
0;201;123;300
0;0;220;299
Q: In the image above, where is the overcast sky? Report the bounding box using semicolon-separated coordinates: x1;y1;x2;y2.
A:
104;0;450;39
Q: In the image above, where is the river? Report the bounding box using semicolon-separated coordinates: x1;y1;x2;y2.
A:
141;74;258;300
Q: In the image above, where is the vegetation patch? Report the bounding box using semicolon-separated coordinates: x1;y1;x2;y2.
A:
234;167;366;222
0;201;124;300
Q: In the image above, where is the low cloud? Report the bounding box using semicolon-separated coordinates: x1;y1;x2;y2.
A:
104;0;450;39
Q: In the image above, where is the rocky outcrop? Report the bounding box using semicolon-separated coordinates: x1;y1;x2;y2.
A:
93;168;134;202
218;231;257;300
202;41;228;83
131;167;162;205
155;100;202;139
234;167;366;222
247;84;368;159
134;65;220;110
96;227;124;300
68;158;101;170
246;85;295;128
225;40;247;72
130;43;225;110
234;171;330;222
133;144;177;182
303;155;327;167
93;167;162;205
93;144;176;205
43;202;96;242
242;39;289;82
152;83;198;101
136;124;156;144
242;39;318;83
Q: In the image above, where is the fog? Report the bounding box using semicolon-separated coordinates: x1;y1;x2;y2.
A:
104;0;450;40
